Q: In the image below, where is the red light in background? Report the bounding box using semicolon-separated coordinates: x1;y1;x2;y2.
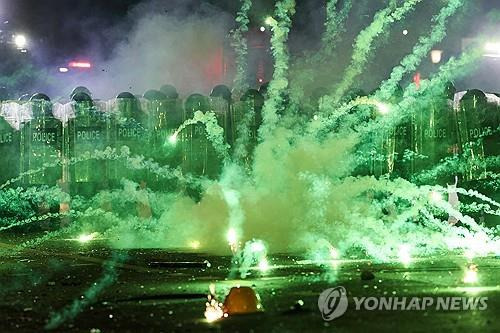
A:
69;61;92;69
413;72;421;90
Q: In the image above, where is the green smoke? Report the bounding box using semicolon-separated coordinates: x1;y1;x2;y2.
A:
322;0;353;57
2;0;498;287
45;252;126;330
173;111;230;162
377;0;466;100
315;44;483;136
231;0;253;95
288;0;352;108
329;0;422;105
258;0;296;139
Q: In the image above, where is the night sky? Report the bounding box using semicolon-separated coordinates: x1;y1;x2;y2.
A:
2;0;495;64
1;0;498;93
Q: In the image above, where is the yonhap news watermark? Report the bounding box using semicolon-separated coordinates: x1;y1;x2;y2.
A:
318;286;488;321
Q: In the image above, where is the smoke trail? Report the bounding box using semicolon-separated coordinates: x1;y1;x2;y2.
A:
328;0;422;105
377;0;465;100
321;0;353;57
11;224;80;254
315;45;483;137
232;107;256;164
45;252;127;330
231;0;253;96
455;188;500;209
0;146;196;191
258;0;296;139
172;111;230;161
322;0;339;48
288;0;352;107
220;166;246;252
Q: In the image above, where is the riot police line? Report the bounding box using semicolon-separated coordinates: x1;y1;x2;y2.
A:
363;85;499;186
0;84;498;197
346;84;498;227
0;85;264;199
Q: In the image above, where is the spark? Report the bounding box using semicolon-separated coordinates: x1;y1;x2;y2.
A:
429;190;443;203
398;244;412;266
204;298;224;322
257;257;270;272
227;228;238;245
329;246;340;260
77;232;99;243
463;265;478;284
204;284;225;322
168;134;177;144
227;228;239;252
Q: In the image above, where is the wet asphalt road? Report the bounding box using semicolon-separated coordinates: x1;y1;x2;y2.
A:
0;237;498;332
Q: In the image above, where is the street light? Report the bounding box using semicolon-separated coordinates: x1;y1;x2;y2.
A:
484;42;500;58
13;34;27;49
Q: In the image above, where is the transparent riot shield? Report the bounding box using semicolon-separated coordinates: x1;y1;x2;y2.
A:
210;85;232;145
21;96;63;187
143;89;183;190
180;94;211;177
457;90;489;181
0;111;20;185
110;93;148;187
231;89;263;168
65;92;110;197
412;89;457;184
